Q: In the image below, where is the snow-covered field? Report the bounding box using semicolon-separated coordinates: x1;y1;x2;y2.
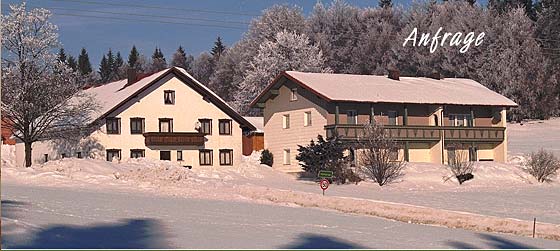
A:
2;118;560;244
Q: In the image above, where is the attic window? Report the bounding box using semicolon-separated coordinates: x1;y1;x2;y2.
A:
290;88;298;101
164;90;175;104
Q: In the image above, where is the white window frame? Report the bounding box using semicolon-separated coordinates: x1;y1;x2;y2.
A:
282;114;290;129
283;149;291;165
290;88;298;101
304;111;312;127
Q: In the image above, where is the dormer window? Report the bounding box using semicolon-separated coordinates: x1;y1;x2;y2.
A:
164;90;175;104
290;88;298;101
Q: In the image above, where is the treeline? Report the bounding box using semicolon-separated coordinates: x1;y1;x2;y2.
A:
68;0;559;120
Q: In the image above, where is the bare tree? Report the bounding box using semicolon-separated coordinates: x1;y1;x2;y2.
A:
358;123;406;186
523;149;560;183
445;144;475;184
1;3;98;167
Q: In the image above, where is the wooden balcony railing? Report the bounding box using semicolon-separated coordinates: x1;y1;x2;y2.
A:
144;132;205;146
324;124;505;142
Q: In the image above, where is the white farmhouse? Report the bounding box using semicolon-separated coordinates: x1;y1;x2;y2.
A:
15;67;256;168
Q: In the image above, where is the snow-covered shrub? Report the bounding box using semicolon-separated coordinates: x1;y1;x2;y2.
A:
260;149;273;167
524;149;560;183
446;144;475;185
358;123;406;186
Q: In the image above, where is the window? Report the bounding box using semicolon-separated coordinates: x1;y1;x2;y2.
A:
290;88;298;101
130;118;145;134
219;119;232;135
219;149;233;165
199;150;213;166
389;147;399;161
164;90;175;104
177;150;183;161
304;111;312;127
159;118;173;132
76;152;82;159
282;114;290;129
199;119;212;135
130;149;145;158
447;146;456;163
160;151;171;161
106;149;121;161
388;111;397;125
283;149;291;165
469;146;478;162
44;154;48;163
347;110;358;124
106;117;121;134
449;114;473;127
456;115;465;126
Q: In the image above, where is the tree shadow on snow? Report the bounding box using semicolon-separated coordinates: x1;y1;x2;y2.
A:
9;218;171;249
447;233;537;249
281;233;366;249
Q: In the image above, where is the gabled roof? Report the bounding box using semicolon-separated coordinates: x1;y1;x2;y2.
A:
251;71;518;107
85;67;255;130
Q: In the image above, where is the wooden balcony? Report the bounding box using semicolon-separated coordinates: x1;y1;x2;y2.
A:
143;132;205;146
324;124;505;142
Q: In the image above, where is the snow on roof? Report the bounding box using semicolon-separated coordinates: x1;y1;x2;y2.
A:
255;71;517;107
243;117;264;133
83;67;255;130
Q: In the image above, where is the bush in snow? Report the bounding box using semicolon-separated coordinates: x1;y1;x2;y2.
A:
446;144;475;185
296;135;357;184
523;149;560;183
260;149;274;167
358;123;406;186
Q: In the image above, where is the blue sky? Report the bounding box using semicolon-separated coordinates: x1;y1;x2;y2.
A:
3;0;489;68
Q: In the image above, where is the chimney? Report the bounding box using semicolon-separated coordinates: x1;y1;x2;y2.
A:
429;70;442;80
388;68;400;81
127;68;137;85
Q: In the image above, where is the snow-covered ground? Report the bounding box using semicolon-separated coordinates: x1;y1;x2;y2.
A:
2;118;560;245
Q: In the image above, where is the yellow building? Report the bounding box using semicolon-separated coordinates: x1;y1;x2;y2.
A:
15;67;256;168
251;70;517;173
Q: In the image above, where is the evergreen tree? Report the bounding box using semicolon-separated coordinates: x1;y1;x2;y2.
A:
150;47;167;72
171;46;190;70
67;55;78;71
77;48;92;75
379;0;392;8
98;55;111;83
128;45;140;68
211;36;226;60
114;52;124;72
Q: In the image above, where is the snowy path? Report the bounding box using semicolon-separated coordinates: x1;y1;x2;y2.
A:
2;183;559;249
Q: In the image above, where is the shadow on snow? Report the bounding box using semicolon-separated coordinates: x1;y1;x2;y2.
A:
281;233;366;249
447;233;537;249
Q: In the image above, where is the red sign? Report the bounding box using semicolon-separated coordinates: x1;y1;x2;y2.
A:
320;179;330;191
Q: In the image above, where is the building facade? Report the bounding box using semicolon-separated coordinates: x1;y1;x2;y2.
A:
251;71;517;173
15;67;256;168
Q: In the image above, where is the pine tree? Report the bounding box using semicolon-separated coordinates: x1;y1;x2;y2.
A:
114;52;123;72
58;48;67;63
150;47;167;72
67;55;78;71
77;48;92;76
211;36;226;60
171;46;189;69
128;45;140;68
98;55;111;83
379;0;392;8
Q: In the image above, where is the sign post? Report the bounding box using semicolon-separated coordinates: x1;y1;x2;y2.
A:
320;178;329;196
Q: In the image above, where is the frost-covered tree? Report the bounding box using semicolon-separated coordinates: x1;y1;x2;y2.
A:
233;31;330;114
150;47;167;72
171;46;193;71
208;43;246;102
307;0;361;73
191;52;215;85
1;3;98;167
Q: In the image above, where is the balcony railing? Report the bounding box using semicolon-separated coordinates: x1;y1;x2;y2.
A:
144;132;205;146
324;124;505;142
